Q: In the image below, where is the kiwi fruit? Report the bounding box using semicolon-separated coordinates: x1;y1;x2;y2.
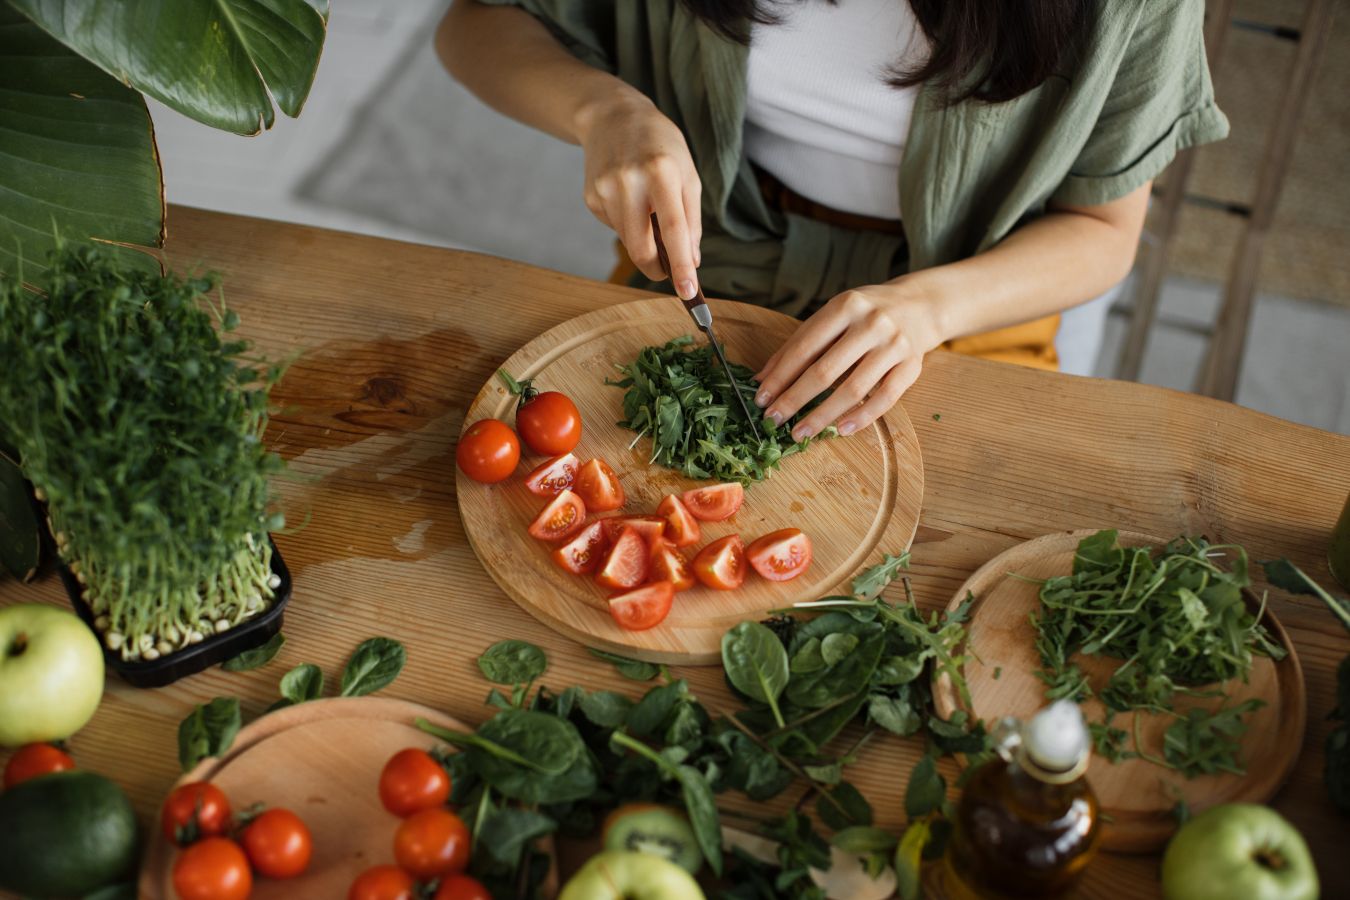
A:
602;803;705;874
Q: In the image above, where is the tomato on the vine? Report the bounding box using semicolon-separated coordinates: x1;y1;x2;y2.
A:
516;390;582;456
161;781;232;845
435;874;493;900
379;748;451;818
241;807;313;879
348;865;416;900
172;837;252;900
3;743;75;788
393;808;471;880
456;418;520;484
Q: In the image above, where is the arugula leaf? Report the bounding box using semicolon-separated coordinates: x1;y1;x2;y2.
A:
478;639;548;685
340;637;406;697
221;632;285;671
851;552;911;600
178;697;241;771
1262;558;1350;631
1162;699;1265;777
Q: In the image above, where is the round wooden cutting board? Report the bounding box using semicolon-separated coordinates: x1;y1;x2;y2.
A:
140;697;497;898
932;530;1306;853
458;297;924;665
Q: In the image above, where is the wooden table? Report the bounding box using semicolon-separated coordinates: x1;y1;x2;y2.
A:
2;207;1347;898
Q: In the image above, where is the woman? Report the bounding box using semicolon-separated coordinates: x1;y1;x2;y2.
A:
437;0;1226;441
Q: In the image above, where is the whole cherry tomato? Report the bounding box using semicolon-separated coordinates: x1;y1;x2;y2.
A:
393;807;471;880
161;781;232;845
379;748;451;818
172;837;252;900
435;873;493;900
348;865;416;900
516;390;581;456
456;419;520;484
241;807;313;879
3;743;75;788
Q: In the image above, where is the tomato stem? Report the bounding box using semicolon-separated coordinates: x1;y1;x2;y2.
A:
497;369;538;409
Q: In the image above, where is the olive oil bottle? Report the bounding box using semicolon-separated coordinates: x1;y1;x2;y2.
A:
944;700;1102;899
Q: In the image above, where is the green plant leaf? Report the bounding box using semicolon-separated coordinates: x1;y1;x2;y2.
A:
817;780;872;830
178;697;241;771
340;637;405;697
588;647;662;681
0;8;161;276
278;662;323;705
831;825;898;855
221;632;285;671
904;755;946;818
722;621;789;719
578;690;633;728
477;639;548;685
0;449;38;580
474;807;557;869
10;0;328;134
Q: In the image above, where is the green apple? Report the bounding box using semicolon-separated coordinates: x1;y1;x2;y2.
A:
0;604;104;746
560;851;705;900
1162;803;1318;900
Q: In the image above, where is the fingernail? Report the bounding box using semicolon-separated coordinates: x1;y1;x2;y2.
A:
766;410;784;426
755;391;772;408
677;279;696;300
793;425;814;441
839;422;857;436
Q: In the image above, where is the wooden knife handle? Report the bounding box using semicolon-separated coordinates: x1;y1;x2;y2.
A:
650;213;705;318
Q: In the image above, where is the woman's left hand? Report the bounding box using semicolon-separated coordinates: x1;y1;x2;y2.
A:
754;280;943;441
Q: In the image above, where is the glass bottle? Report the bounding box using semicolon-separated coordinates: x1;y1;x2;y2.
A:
944;700;1102;899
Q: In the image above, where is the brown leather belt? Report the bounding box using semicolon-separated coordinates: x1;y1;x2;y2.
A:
753;164;907;236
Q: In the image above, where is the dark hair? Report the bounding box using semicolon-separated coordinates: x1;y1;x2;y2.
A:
681;0;1095;104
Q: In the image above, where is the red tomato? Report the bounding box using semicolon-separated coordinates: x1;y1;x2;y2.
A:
656;494;701;547
3;743;75;788
609;581;675;630
456;419;520;484
681;482;744;521
524;452;579;497
348;865;416;900
393;808;471;880
516;390;582;456
161;781;233;846
172;837;252;900
650;539;696;592
599;515;668;548
434;874;493;900
692;534;747;590
573;458;625;512
552;520;610;575
595;527;650;590
241;807;312;879
527;489;587;542
379;748;451;818
746;528;813;581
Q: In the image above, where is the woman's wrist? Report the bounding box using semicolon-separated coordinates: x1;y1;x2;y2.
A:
881;273;949;354
571;81;653;147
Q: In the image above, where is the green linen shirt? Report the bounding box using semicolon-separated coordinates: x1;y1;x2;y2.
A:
480;0;1229;319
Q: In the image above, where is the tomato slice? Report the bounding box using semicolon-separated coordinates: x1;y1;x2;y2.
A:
681;482;744;522
524;453;579;497
573;458;625;512
551;521;609;575
595;527;650;590
692;534;746;590
600;515;668;548
527;490;587;542
656;494;701;548
746;528;813;582
608;581;675;630
649;539;696;592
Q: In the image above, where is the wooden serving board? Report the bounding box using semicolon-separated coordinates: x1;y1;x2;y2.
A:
457;297;924;665
140;698;534;898
932;530;1306;853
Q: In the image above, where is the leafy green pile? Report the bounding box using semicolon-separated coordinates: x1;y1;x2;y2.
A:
0;245;285;662
1031;530;1286;777
607;336;831;484
413;554;983;898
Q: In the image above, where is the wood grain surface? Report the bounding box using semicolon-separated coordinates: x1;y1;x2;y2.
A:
457;296;923;664
932;530;1305;853
1;208;1347;899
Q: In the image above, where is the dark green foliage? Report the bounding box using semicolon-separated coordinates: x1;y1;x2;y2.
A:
178;697;241;771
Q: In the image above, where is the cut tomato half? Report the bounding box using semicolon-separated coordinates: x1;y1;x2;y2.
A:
595;527;650;590
574;458;625;512
656;494;701;548
608;581;675;631
681;482;744;522
649;538;696;592
692;534;746;590
551;520;609;575
524;452;579;497
600;515;667;548
527;489;586;542
746;528;813;582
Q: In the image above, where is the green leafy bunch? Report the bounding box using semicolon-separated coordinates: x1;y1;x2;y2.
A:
608;336;832;485
0;245;285;661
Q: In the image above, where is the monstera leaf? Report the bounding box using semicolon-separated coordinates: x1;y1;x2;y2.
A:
0;0;328;275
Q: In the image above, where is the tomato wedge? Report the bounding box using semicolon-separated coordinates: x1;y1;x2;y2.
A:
608;581;675;630
692;534;746;590
649;539;696;592
656;494;701;548
527;490;586;542
600;515;667;548
595;527;650;590
524;453;579;497
551;520;609;575
573;458;625;512
681;482;744;522
746;528;813;582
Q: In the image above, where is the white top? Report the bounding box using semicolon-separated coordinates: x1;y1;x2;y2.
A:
743;0;928;220
1023;700;1090;771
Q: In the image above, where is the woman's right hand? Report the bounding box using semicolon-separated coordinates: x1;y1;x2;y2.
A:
575;90;702;300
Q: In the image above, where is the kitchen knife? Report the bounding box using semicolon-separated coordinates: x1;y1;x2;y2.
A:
649;213;763;441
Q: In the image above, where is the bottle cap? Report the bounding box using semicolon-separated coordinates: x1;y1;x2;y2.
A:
1021;700;1089;780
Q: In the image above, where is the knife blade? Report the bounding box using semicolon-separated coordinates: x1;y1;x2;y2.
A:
650;213;763;441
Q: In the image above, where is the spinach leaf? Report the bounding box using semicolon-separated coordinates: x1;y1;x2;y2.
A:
787;632;884;709
579;690;634;728
279;663;324;705
868;693;922;736
816;780;871;830
628;680;689;737
340;637;406;697
722;621;789;725
611;731;723;875
178;697;241;771
904;754;946;818
221;632;284;671
1263;558;1350;631
475;807;557;868
478;639;548;685
820;632;858;667
588;647;663;681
